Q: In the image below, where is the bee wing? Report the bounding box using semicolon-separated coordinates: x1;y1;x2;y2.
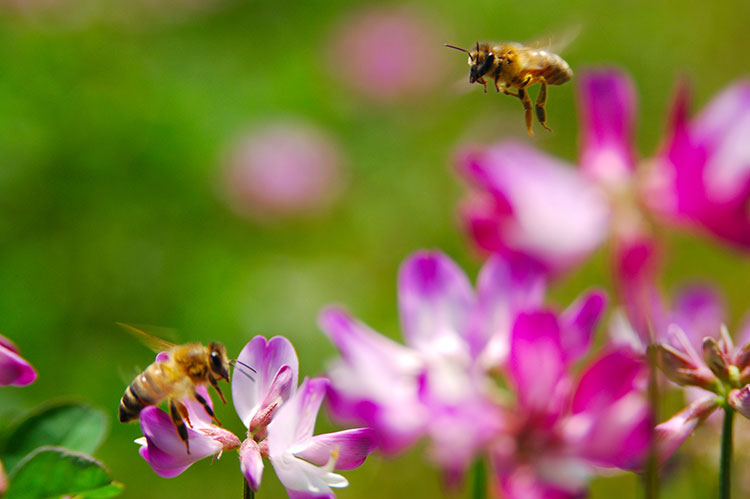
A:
525;23;582;54
117;322;176;353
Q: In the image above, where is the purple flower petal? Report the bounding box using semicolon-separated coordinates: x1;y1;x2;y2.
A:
424;395;504;475
655;396;718;462
612;234;665;344
324;385;424;455
509;312;566;417
0;334;18;353
566;392;651;469
318;307;419;370
250;365;295;433
138;407;225;472
232;335;299;428
267;377;328;456
270;454;343;499
296;428;377;470
669;285;725;354
577;69;637;188
240;438;264;491
318;307;427;454
138;444;191;478
0;459;6;495
0;343;37;387
182;385;214;426
571;348;645;415
647;81;750;248
729;386;750;419
398;250;475;353
497;464;585;499
559;289;607;364
475;253;546;365
457;141;610;273
693;81;750;205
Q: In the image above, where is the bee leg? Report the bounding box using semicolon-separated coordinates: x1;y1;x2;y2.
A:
535;79;552;132
518;88;534;137
174;399;192;428
208;374;227;404
169;399;190;455
477;77;488;93
494;77;502;93
194;389;222;426
503;88;520;98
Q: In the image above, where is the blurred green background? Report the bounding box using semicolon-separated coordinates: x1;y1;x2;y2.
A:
1;0;750;497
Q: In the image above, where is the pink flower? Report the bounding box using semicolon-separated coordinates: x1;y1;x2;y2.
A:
0;334;37;387
266;378;377;499
136;384;240;477
233;335;299;489
493;312;651;498
326;6;446;102
233;336;376;496
456;70;750;275
319;250;603;479
646;81;750;248
221;121;345;220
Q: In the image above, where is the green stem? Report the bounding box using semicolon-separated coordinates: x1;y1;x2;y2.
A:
645;345;660;499
719;407;734;499
243;477;254;499
470;458;487;499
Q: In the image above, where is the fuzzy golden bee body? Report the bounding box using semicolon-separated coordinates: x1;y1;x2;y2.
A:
446;41;573;136
118;325;234;454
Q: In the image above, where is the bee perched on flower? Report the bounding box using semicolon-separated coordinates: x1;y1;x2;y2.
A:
132;334;377;499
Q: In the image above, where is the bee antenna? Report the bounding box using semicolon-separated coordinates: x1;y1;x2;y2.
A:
234;360;257;373
444;44;467;53
444;44;474;61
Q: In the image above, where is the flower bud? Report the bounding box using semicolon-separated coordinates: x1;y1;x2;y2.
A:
702;337;731;382
654;344;716;390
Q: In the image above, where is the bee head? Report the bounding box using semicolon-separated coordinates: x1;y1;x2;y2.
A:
445;42;495;84
208;342;230;381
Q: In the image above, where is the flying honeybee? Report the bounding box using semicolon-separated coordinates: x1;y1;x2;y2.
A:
118;323;255;454
445;40;573;136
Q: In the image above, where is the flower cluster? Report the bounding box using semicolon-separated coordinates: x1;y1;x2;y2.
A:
320;250;651;496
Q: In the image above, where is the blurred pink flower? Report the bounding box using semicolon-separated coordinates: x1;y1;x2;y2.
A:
646;81;750;247
0;460;6;496
319;250;606;481
326;7;447;101
494;312;651;498
0;334;37;386
456;70;750;275
221;121;345;220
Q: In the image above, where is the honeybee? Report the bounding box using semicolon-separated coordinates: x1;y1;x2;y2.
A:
445;40;573;136
118;324;254;454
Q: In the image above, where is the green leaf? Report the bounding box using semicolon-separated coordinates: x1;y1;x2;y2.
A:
1;402;108;473
6;446;123;499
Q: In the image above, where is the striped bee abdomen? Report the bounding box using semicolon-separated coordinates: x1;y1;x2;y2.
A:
118;366;165;423
542;54;572;85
